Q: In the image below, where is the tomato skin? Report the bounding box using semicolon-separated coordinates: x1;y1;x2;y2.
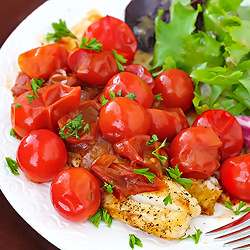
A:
192;109;243;161
99;72;154;108
84;15;137;64
16;129;67;183
169;126;222;179
153;69;194;112
51;167;101;221
99;97;150;143
18;44;68;80
124;64;155;89
11;83;81;138
91;154;168;200
67;47;118;87
220;154;250;202
147;108;189;142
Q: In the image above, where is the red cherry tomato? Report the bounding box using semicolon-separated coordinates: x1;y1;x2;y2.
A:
84;15;137;64
192;109;243;161
153;69;194;112
147;108;189;142
220;154;250;202
99;72;154;108
18;44;68;80
99;97;150;143
58;100;101;144
124;64;155;89
91;154;168;200
16;129;67;183
11;83;81;138
51;167;101;221
169;126;222;179
67;47;118;87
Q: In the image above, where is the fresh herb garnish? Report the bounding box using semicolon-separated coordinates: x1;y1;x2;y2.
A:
180;227;202;244
10;128;15;137
59;114;88;139
163;193;172;206
129;234;143;250
15;104;21;109
88;208;112;228
100;95;109;106
125;93;136;100
152;138;167;165
154;93;163;100
104;181;115;194
113;50;127;71
31;78;44;98
165;165;193;188
146;134;159;145
133;168;156;183
225;201;250;215
46;19;77;42
79;37;102;51
5;157;19;175
27;93;35;103
117;89;122;97
110;90;116;99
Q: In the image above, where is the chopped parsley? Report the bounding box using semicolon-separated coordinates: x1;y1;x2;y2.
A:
125;93;136;100
133;168;156;183
163;194;172;206
152;138;168;165
31;78;44;98
46;19;77;42
26;93;35;103
146;134;159;146
10;128;16;137
129;234;143;250
88;208;112;228
180;227;202;244
104;181;115;194
113;50;127;71
100;95;109;106
5;157;19;175
154;93;163;100
225;201;250;215
165;165;193;188
79;37;102;51
110;90;116;99
15;104;21;109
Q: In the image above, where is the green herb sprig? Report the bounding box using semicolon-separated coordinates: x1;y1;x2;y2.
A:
129;234;143;250
180;227;202;244
88;208;112;228
225;201;250;215
133;168;156;183
5;157;19;175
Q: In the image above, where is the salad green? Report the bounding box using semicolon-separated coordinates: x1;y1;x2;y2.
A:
152;0;250;116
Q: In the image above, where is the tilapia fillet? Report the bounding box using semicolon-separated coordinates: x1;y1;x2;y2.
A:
101;176;201;239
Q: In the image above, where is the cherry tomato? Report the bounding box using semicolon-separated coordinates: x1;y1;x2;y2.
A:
192;109;243;161
67;47;118;87
84;15;137;64
51;167;101;221
18;44;68;80
99;97;150;143
220;154;250;202
169;126;222;179
11;83;81;138
147;108;189;142
153;69;194;112
99;72;154;108
124;64;155;89
16;129;67;183
91;154;168;200
58;100;101;144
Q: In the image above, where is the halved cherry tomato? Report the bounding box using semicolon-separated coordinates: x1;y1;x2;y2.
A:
124;64;155;89
147;108;189;142
169;126;222;179
220;154;250;202
51;167;101;221
99;97;150;143
91;154;168;200
18;44;68;80
153;69;194;111
84;15;137;64
16;129;67;183
67;47;119;87
11;83;81;138
58;100;101;144
192;109;243;161
99;72;154;108
113;135;168;178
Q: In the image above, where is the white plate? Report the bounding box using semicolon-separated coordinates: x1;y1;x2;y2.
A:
0;0;249;249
